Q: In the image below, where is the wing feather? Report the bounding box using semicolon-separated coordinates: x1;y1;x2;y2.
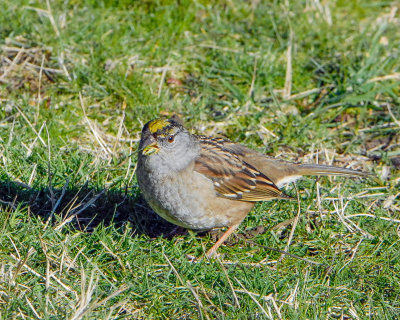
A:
194;136;291;201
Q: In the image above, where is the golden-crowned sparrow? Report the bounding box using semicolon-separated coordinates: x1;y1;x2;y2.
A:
137;117;368;257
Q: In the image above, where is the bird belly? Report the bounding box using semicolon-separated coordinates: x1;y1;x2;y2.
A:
139;169;252;230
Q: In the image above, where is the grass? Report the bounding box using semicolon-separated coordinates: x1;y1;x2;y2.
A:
1;0;399;318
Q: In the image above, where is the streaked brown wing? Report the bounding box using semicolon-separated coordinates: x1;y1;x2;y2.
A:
194;136;290;201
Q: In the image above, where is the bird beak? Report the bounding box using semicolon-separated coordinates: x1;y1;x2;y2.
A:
142;141;159;156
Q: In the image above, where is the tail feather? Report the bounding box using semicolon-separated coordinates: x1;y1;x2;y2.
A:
274;164;368;188
242;153;369;187
295;164;369;177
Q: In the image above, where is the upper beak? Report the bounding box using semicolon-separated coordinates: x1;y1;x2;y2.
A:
142;140;159;156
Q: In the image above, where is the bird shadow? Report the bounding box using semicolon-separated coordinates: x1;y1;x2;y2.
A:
0;179;186;238
0;178;271;247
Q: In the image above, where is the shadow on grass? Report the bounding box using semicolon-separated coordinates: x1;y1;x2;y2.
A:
0;179;317;259
0;179;185;238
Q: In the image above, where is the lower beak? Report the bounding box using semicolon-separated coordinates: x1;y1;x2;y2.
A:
142;141;159;156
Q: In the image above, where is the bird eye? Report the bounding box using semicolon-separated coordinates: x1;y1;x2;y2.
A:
167;135;175;143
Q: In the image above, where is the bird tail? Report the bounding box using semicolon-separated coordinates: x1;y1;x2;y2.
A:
295;164;369;177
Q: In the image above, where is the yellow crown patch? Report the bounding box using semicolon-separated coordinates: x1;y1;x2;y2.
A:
148;119;170;133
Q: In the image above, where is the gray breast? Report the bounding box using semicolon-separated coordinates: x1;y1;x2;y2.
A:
138;162;231;230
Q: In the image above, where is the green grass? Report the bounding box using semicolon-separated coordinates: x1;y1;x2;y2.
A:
1;0;400;318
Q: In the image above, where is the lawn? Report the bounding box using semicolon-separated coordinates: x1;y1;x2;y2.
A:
0;0;399;318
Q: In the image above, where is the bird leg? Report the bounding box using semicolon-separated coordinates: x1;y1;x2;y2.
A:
206;223;240;258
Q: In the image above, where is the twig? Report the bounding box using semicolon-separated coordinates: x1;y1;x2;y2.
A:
366;72;400;84
338;238;364;273
287;85;334;101
54;190;105;231
14;105;46;146
235;278;273;319
157;65;169;98
387;103;400;129
44;179;70;229
46;0;60;36
283;29;293;99
45;123;56;213
36;54;45;122
163;252;210;320
79;92;112;155
25;62;64;74
246;240;325;267
216;256;240;308
70;268;97;320
346;213;400;224
0;50;24;81
27;121;47;157
186;281;210;320
248;56;257;98
0;199;18;210
111;100;126;156
332;197;374;238
26;296;41;319
11;247;35;285
9;252;76;298
278;184;301;263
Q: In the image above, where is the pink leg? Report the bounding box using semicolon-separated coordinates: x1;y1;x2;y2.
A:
206;223;240;258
